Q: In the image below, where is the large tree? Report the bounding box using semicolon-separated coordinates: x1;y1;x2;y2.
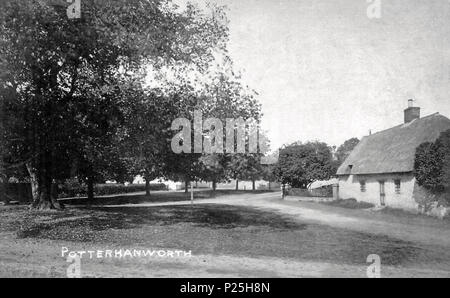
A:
227;153;266;191
335;137;359;165
274;141;335;189
199;154;228;192
163;56;264;191
227;154;248;190
0;0;229;209
121;86;181;196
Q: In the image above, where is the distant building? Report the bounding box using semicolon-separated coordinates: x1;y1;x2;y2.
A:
336;100;450;211
217;180;280;191
132;176;184;190
308;179;338;190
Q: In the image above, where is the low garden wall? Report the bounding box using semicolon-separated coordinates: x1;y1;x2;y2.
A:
286;186;333;198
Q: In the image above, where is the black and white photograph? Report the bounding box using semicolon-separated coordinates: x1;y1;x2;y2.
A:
0;0;449;283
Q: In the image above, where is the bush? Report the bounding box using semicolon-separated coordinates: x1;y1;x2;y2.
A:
58;179;85;198
414;129;450;203
94;183;167;196
414;142;444;192
58;181;167;198
0;183;32;203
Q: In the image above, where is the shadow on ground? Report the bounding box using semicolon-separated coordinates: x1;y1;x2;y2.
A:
1;203;449;268
0;204;304;240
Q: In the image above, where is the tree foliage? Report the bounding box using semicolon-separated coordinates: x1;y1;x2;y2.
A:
161;56;264;190
335;137;359;165
414;129;450;194
273;141;335;188
0;0;229;208
226;153;264;190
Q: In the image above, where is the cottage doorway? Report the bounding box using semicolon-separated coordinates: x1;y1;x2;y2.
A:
379;181;386;206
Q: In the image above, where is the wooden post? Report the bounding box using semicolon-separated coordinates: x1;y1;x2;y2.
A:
332;184;339;201
190;182;194;205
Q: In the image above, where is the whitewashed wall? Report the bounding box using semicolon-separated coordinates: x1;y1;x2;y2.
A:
338;174;418;210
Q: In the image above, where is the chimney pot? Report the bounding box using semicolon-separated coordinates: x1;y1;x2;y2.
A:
404;100;420;123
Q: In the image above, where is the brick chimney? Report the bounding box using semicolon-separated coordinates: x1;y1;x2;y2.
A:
404;99;420;123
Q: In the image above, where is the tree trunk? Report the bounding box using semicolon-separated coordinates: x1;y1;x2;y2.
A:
32;175;63;210
0;179;7;204
268;180;271;190
145;179;150;197
26;163;39;203
212;180;217;192
87;176;94;201
28;154;63;210
252;179;256;191
185;180;189;193
235;179;239;191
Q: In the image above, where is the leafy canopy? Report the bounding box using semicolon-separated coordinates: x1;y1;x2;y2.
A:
274;141;336;188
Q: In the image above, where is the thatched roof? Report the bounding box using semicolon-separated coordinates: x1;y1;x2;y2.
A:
337;113;450;175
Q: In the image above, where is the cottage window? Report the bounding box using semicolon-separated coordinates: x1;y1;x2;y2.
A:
360;180;366;192
394;179;401;194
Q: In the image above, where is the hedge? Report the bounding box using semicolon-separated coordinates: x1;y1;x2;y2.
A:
58;182;167;198
0;183;32;203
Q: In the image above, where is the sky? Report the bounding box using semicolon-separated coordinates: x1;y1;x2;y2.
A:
188;0;450;150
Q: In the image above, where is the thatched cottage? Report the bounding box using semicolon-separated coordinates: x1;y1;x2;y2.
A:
336;100;450;211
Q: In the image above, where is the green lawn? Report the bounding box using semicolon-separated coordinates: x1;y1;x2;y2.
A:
322;198;375;209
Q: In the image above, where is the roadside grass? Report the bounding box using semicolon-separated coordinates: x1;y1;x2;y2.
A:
59;189;274;206
275;199;450;233
322;198;375;209
380;207;450;222
1;204;449;269
379;207;421;218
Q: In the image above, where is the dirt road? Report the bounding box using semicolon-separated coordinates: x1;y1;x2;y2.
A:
102;192;450;247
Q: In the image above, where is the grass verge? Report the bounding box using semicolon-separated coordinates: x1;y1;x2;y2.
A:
323;198;374;209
